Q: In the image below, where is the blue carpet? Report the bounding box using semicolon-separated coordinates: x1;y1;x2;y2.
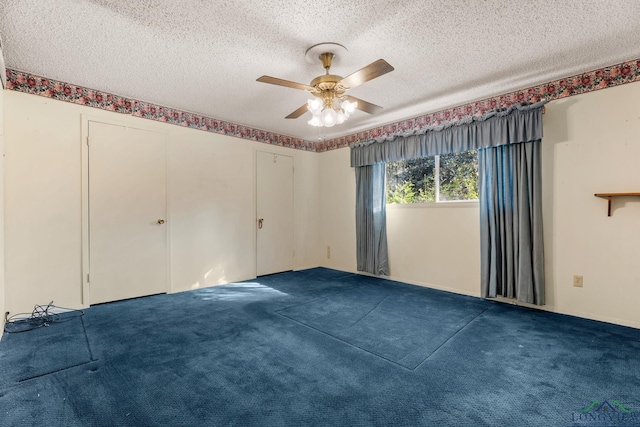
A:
0;316;93;384
0;268;639;426
277;283;488;369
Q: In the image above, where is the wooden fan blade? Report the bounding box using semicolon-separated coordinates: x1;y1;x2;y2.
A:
285;104;309;119
346;96;383;115
256;76;313;91
339;59;394;89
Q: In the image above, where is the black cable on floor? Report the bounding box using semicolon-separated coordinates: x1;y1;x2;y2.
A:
4;302;85;333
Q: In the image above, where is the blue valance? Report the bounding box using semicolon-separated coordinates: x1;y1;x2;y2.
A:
350;101;547;167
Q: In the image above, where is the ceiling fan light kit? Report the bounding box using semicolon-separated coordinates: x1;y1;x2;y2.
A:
306;86;357;128
257;42;394;128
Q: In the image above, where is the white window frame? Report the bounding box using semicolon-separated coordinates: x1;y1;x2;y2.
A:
385;152;479;207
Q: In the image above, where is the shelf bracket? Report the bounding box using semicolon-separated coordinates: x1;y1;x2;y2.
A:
594;193;640;217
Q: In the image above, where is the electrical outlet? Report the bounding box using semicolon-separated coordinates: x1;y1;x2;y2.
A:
327;246;331;259
573;275;583;287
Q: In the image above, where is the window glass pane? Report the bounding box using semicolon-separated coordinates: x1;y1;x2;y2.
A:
386;150;479;204
386;157;436;204
438;150;479;201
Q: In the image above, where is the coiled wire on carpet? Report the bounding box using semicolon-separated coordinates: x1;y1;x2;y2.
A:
3;302;85;333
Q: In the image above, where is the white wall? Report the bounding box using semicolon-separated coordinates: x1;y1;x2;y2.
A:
4;90;320;314
319;148;357;273
542;82;640;327
319;147;480;295
386;203;480;296
320;81;640;328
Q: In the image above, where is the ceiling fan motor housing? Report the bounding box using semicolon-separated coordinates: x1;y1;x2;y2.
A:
310;74;347;109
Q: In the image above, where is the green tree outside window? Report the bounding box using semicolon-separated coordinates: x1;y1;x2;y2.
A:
386;150;478;204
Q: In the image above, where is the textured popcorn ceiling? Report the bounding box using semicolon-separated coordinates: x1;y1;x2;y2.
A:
1;0;640;141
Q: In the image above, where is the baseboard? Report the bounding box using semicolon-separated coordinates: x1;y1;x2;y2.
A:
325;266;482;298
491;297;640;329
385;276;482;298
319;266;640;330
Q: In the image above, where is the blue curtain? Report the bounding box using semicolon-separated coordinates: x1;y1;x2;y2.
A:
479;141;545;305
355;164;389;275
351;102;545;288
351;102;546;167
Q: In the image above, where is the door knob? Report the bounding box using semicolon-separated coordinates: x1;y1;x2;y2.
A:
157;219;165;224
258;218;263;229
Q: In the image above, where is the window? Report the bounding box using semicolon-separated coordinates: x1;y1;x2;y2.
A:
386;150;478;204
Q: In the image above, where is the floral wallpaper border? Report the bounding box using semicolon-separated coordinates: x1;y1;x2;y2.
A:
5;56;640;153
316;57;640;151
4;69;315;152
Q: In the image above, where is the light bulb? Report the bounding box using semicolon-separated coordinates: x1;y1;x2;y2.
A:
308;114;322;127
336;110;346;124
322;108;337;127
341;99;356;114
307;98;323;115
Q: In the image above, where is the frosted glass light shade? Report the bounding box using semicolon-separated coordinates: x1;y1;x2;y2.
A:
306;97;357;127
307;98;323;115
308;114;322;127
322;108;337;127
341;99;357;114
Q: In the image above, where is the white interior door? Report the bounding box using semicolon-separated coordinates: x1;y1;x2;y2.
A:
256;151;294;276
88;121;167;304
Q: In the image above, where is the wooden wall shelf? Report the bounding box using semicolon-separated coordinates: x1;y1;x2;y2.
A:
594;193;640;216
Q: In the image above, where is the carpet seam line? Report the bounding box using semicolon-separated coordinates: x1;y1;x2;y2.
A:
415;305;493;369
274;285;362;314
275;311;415;371
346;296;390;328
81;315;96;361
16;359;97;384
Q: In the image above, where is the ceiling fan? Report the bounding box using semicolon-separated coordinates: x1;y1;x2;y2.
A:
256;43;394;127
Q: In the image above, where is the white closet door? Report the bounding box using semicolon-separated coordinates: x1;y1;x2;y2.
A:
256;151;294;276
88;121;167;304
